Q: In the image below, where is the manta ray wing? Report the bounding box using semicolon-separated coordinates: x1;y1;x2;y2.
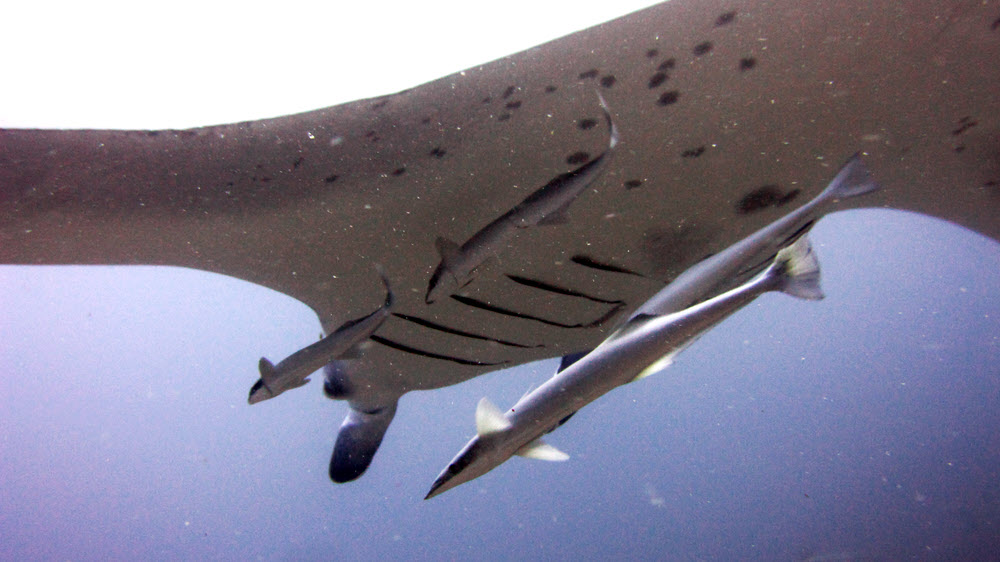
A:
2;0;998;480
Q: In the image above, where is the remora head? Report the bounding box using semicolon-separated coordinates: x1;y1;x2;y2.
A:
425;396;568;499
425;435;491;499
247;378;274;404
425;397;513;499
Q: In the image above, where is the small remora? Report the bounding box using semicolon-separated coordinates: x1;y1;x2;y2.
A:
424;92;619;304
248;267;394;404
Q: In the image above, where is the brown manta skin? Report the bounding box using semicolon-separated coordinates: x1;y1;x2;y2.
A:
2;0;998;480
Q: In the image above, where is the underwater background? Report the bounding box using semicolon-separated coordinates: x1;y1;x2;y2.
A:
2;210;998;560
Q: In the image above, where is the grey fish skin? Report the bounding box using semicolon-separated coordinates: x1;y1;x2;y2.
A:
555;153;877;373
615;153;876;336
425;236;822;499
424;92;619;304
248;269;394;404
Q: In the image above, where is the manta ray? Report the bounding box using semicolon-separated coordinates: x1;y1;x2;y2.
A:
2;0;998;483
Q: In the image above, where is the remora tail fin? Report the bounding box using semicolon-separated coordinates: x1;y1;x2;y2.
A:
374;263;395;309
819;153;881;201
773;236;824;301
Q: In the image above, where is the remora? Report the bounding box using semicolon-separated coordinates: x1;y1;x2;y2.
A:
426;235;823;499
249;268;394;404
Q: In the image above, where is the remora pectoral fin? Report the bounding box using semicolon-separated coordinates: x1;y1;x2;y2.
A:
632;331;703;382
475;397;512;436
632;349;680;382
515;438;570;461
536;204;572;226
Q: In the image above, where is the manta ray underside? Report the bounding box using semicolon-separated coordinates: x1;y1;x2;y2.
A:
2;0;998;482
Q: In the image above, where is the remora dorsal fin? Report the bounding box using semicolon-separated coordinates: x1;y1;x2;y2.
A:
258;357;277;384
475;397;512;436
434;237;462;263
515;438;570;461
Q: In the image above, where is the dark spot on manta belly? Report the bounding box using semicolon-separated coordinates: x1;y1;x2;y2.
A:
371;100;388;110
658;58;676;71
545;85;557;93
430;147;446;158
324;175;339;183
391;167;406;176
578;118;598;130
578;69;599;80
502;85;517;99
600;75;617;88
739;57;757;71
481;96;492;104
953;116;978;135
693;41;713;56
506;100;522;110
682;146;705;158
648;72;668;89
641;223;715;279
624;179;643;190
658;91;680;106
566;152;590;165
498;113;511;122
646;48;659;58
992;16;1000;31
715;11;737;26
736;185;802;214
292;156;304;169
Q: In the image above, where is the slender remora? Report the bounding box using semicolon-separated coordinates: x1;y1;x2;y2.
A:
426;235;823;499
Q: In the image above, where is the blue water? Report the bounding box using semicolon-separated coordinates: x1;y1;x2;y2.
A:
1;209;997;560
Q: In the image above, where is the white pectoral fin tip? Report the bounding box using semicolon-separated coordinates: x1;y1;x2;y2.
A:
515;438;570;461
633;353;675;383
475;397;512;436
